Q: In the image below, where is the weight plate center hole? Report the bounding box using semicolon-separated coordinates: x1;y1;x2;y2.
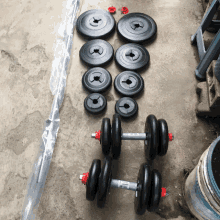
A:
93;17;101;23
124;103;130;109
126;79;132;84
94;49;99;53
130;53;135;58
94;76;100;81
93;99;98;104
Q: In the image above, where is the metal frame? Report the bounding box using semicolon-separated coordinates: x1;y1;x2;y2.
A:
192;0;220;80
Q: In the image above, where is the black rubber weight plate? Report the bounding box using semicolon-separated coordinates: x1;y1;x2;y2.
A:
148;170;162;212
97;156;112;208
84;93;107;114
115;43;150;72
115;97;138;118
101;118;111;155
80;39;114;67
111;114;122;159
157;119;169;157
86;159;101;201
134;163;152;215
114;71;144;97
76;9;116;39
82;67;112;93
117;13;157;44
144;115;158;160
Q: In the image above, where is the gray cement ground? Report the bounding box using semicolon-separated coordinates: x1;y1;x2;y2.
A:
0;0;218;219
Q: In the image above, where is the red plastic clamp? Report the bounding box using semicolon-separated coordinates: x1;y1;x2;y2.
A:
121;7;129;14
81;172;89;185
108;6;116;14
95;130;101;141
168;133;174;142
161;187;167;197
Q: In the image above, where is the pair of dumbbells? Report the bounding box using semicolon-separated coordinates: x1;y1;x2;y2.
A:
79;156;168;215
91;114;174;160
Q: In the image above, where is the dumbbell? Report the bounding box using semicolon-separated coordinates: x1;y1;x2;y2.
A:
79;156;168;215
91;114;174;160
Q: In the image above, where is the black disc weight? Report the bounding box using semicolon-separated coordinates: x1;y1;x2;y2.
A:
157;119;169;157
144;115;158;160
134;163;152;215
111;114;122;159
86;159;101;201
76;9;116;39
115;97;138;118
117;13;157;44
80;39;114;67
101;118;111;155
97;156;112;208
114;71;144;97
147;170;162;212
82;67;112;93
84;93;107;114
115;43;150;72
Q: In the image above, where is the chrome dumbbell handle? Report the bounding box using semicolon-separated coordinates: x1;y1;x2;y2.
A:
110;179;138;191
91;132;148;140
121;133;147;140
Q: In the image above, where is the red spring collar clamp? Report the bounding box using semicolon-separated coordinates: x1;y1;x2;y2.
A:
121;7;129;14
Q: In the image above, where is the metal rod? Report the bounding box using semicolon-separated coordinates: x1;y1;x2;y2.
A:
110;179;138;191
121;133;146;140
91;133;96;138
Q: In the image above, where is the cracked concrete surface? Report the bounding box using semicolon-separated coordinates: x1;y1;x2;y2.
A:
0;0;219;219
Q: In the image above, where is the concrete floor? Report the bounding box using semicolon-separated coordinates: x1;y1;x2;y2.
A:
0;0;218;219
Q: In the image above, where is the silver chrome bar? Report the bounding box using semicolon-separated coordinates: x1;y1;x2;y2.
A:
121;133;146;140
91;133;96;138
110;179;138;191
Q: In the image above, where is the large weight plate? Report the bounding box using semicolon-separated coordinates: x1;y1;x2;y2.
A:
80;39;114;67
86;159;101;201
134;163;152;215
147;170;162;212
114;71;144;97
82;67;112;93
97;156;112;208
111;114;122;159
144;115;158;160
115;97;138;118
101;118;111;155
157;119;169;157
117;13;157;44
76;9;116;39
84;93;107;114
115;43;150;72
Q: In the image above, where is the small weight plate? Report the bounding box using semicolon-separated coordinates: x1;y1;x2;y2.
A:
86;159;101;201
82;67;112;93
117;13;157;44
80;39;114;67
97;156;112;208
115;97;138;118
111;114;122;159
115;43;150;72
147;170;162;212
157;119;169;157
101;118;111;155
84;93;107;114
134;163;152;215
114;71;144;97
144;115;158;160
76;9;116;40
